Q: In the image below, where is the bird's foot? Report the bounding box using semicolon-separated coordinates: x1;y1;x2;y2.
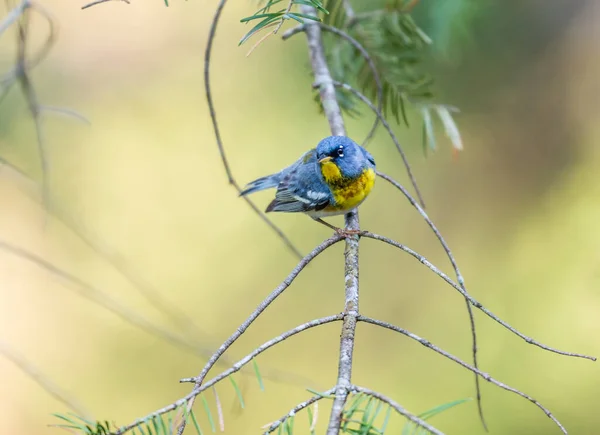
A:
335;228;361;237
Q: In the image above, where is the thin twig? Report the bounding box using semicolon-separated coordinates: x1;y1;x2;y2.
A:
81;0;130;10
350;385;444;435
0;0;27;37
0;340;91;418
12;1;56;211
112;315;342;433
203;0;302;260
358;316;568;434
262;388;335;434
272;0;293;35
0;153;216;352
40;106;91;124
176;235;343;434
282;22;382;147
0;237;320;393
0;240;210;358
376;170;486;430
180;314;343;384
359;232;596;361
341;0;356;26
330;80;426;208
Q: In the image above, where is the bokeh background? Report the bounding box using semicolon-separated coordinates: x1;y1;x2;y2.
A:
1;0;599;434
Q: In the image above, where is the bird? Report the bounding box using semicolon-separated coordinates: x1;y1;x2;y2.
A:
240;136;376;235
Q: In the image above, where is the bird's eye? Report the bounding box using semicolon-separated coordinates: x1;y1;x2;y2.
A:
336;146;344;157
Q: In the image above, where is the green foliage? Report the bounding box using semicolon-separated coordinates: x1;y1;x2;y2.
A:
52;406;201;435
322;1;433;125
401;398;472;434
239;0;328;45
253;358;265;391
52;413;115;435
425;0;485;57
340;393;389;435
50;358;265;434
316;0;464;152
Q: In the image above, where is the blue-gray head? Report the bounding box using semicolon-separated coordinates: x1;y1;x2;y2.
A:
315;136;376;179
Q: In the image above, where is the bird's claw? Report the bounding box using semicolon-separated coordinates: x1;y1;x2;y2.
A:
335;228;361;237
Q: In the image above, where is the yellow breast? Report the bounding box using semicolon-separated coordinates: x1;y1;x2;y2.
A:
320;162;376;211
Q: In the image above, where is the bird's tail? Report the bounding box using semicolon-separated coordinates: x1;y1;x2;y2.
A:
239;173;280;196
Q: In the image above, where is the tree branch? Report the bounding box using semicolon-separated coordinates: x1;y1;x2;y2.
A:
376;170;485;429
0;340;91;419
359;232;596;361
297;5;361;434
262;389;335;434
350;385;444;435
358;316;568;434
175;234;343;434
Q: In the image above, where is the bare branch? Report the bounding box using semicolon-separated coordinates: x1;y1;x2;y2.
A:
112;315;343;434
350;385;444;435
358;316;568;434
0;240;209;357
176;235;344;434
296;5;360;434
11;1;57;210
0;154;217;351
262;389;335;434
376;170;485;429
0;0;26;36
203;0;302;260
0;340;91;418
359;231;596;361
81;0;130;10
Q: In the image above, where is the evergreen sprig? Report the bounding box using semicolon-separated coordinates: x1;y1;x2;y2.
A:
51;371;253;435
401;398;471;435
240;0;328;45
317;0;464;153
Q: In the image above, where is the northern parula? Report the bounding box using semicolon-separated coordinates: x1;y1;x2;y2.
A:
240;136;376;233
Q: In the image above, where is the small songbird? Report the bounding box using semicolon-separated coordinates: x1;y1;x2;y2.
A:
240;136;376;234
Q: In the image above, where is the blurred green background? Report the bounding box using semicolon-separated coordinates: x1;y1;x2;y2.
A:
1;0;599;434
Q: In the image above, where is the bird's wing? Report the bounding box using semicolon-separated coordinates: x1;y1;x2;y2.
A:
266;149;333;213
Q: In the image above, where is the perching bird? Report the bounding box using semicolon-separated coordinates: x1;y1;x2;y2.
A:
240;136;376;234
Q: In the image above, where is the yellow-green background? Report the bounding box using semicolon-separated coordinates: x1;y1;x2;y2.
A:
1;1;599;434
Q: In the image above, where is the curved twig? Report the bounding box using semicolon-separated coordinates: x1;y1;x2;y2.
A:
263;389;334;434
0;0;27;36
0;240;211;358
111;316;343;435
81;0;130;10
350;386;444;435
203;0;302;260
358;316;568;434
180;314;343;384
177;234;344;434
0;340;91;418
10;1;57;210
292;7;364;435
282;23;382;147
359;231;596;361
376;170;486;430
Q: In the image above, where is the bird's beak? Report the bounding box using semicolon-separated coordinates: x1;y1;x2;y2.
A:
318;156;333;164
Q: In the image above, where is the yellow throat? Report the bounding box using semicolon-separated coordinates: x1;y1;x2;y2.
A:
320;161;376;210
